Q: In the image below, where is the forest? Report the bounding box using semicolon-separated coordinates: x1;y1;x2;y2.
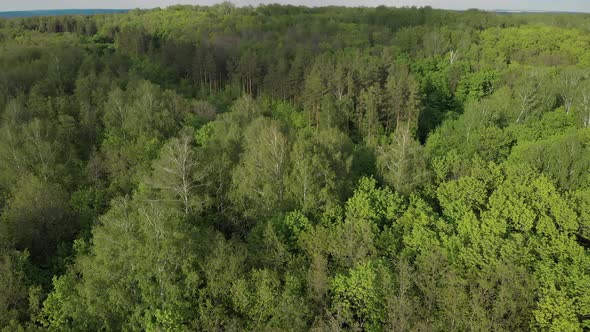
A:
0;4;589;331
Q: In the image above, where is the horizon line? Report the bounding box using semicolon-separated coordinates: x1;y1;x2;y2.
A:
1;6;589;14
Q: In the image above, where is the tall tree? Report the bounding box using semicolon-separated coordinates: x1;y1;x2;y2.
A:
286;128;354;214
145;131;209;217
358;84;384;143
385;65;422;135
1;175;71;261
513;68;553;123
377;127;429;195
231;117;289;218
557;67;584;115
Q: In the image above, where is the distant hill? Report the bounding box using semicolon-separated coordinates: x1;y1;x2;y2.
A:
0;9;129;18
493;9;586;14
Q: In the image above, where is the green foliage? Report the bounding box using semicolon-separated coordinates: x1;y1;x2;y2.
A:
377;128;430;195
332;261;385;330
286;128;355;214
0;251;30;328
230;117;289;218
1;5;590;332
1;175;72;262
533;286;581;332
457;69;499;101
345;177;405;227
509;129;590;190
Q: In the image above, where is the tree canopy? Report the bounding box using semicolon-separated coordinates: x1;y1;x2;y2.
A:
0;4;589;331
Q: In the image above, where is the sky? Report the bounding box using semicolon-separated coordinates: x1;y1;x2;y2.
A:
2;0;590;13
